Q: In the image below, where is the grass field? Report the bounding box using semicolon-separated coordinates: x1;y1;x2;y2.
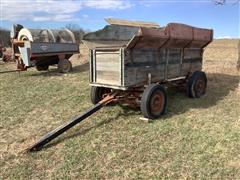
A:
0;40;239;179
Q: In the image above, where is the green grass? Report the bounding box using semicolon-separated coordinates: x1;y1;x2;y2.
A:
0;63;239;179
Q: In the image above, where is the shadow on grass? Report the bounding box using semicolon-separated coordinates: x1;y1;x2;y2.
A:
29;62;89;77
42;106;136;150
36;72;239;150
165;73;239;116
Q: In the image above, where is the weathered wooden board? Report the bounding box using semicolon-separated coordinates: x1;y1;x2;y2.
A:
95;50;121;86
105;18;160;28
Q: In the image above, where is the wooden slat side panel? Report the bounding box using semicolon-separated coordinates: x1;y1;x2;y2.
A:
181;62;191;76
167;48;181;78
168;48;181;64
96;71;120;85
124;65;165;87
124;48;183;86
167;64;180;79
132;49;157;63
95;50;121;86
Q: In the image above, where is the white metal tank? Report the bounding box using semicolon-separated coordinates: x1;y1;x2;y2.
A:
17;28;76;43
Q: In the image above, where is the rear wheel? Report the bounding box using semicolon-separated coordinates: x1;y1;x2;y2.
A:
90;86;111;104
187;71;207;98
58;59;72;73
140;84;167;119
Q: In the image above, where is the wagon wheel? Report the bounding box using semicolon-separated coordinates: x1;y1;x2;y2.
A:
140;84;167;119
90;86;111;104
58;59;72;73
187;71;207;98
36;65;49;71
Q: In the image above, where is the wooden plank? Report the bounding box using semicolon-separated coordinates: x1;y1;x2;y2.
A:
105;18;160;28
95;50;121;86
96;70;120;86
124;64;165;87
167;64;181;79
181;62;191;76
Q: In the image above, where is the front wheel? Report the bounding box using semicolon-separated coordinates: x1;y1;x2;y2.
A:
90;86;111;104
187;71;207;98
140;84;167;119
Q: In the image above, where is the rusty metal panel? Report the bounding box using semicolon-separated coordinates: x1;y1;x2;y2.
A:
126;23;212;49
193;27;213;41
84;22;213;50
167;23;193;40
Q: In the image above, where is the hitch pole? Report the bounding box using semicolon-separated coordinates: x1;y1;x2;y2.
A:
27;93;116;152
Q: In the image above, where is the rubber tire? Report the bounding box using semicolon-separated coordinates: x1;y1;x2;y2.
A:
58;59;72;73
140;84;167;119
187;71;207;98
36;65;49;71
90;86;111;105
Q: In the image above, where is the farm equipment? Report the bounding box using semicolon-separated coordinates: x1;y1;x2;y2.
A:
28;19;213;151
0;42;12;63
11;24;79;72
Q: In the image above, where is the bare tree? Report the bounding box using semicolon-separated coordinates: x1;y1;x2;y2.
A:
0;27;11;47
214;0;226;5
65;24;88;43
213;0;239;5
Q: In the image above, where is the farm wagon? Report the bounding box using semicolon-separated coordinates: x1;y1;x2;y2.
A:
83;19;213;119
28;19;213;151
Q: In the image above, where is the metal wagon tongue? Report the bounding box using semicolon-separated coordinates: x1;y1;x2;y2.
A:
27;93;117;152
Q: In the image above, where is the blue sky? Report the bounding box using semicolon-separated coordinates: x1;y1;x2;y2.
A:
0;0;239;38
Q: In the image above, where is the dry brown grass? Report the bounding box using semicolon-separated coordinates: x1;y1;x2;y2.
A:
204;39;239;62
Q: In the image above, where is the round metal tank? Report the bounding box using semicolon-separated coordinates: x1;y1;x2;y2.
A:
17;28;76;43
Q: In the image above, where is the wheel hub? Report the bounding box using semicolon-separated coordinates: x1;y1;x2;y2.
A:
150;91;164;115
195;78;206;95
